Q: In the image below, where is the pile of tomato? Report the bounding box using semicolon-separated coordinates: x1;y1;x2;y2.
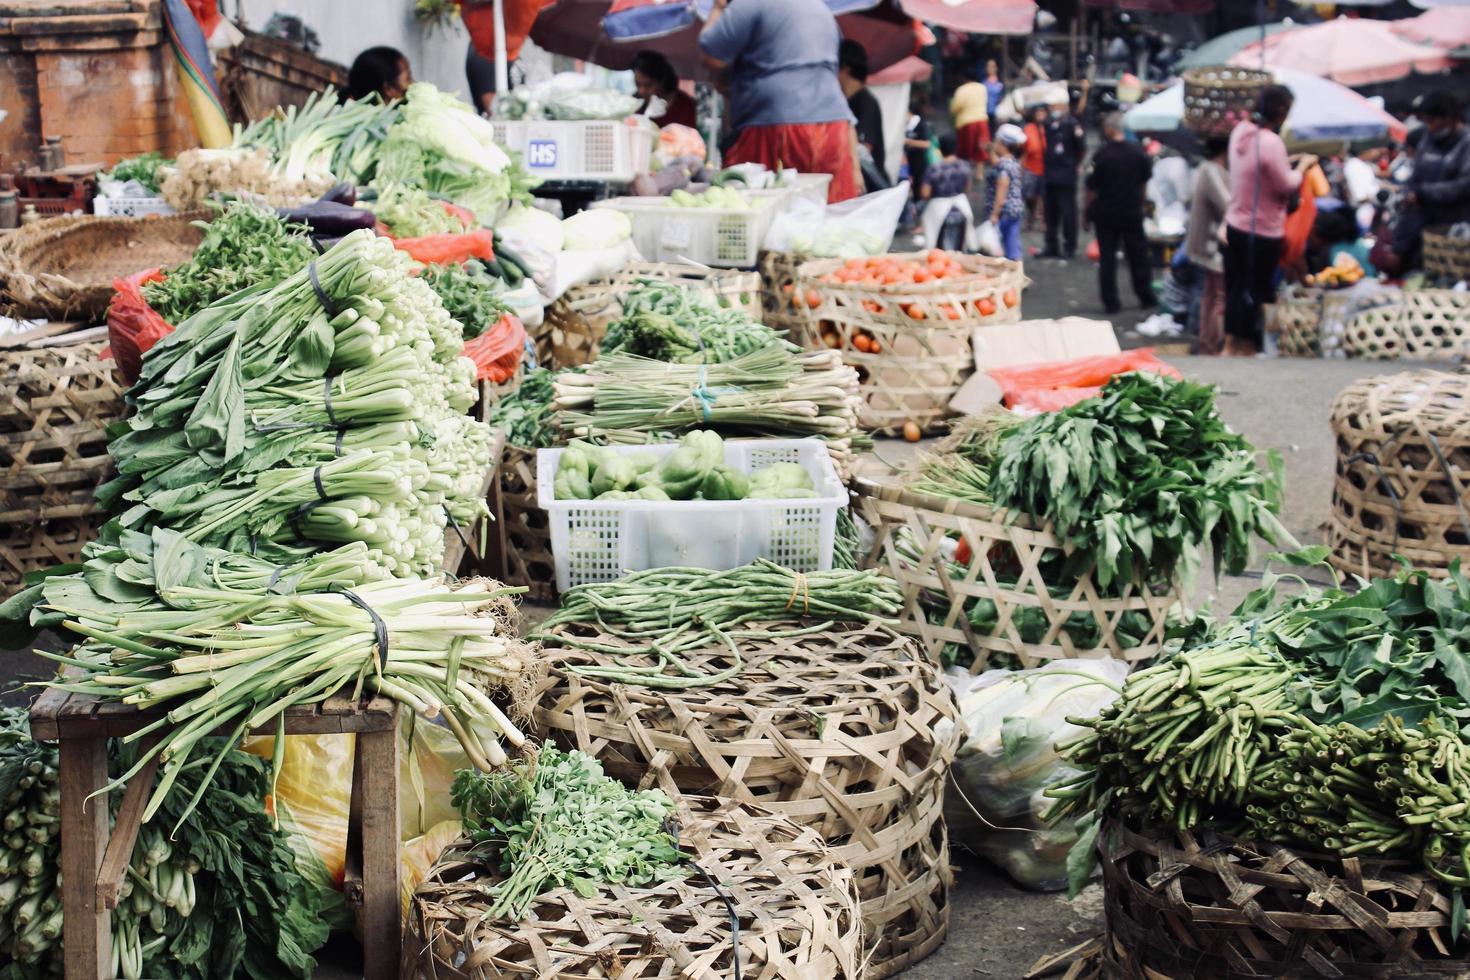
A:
822;250;970;287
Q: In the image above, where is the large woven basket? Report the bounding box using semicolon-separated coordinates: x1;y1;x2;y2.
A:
1422;226;1470;283
534;620;959;978
793;254;1025;436
759;250;811;345
1326;371;1470;579
853;475;1182;673
1101;819;1470;978
1341;290;1470;362
0;213;206;322
1182;67;1270;137
403;795;862;979
485;444;556;604
533;263;762;369
1267;295;1323;358
0;333;124;591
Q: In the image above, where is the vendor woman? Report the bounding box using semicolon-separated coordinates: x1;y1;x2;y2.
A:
699;0;860;202
347;46;413;102
632;51;698;130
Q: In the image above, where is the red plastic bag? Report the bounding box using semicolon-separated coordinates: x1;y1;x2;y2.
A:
988;350;1181;412
462;313;526;383
439;201;476;229
390;228;496;266
107;268;175;384
1279;172;1319;271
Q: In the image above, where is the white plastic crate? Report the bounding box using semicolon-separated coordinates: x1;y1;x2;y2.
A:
491;119;654;184
537;438;845;590
590;194;779;268
94;195;175;217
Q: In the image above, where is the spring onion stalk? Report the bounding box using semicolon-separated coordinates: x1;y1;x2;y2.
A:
231;88;399;185
102;230;492;576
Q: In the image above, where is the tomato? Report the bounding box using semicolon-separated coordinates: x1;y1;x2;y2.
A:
806;290;822;309
977;297;997;317
853;333;872;353
903;420;923;442
868;338;882;354
1003;288;1020;308
954;537;972;565
905;304;926;320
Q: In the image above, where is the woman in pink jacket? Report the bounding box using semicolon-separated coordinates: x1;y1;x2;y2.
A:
1222;85;1317;356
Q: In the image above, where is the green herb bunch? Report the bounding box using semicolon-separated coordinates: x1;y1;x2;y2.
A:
451;746;685;919
103;152;170;194
484;366;561;449
601;281;791;363
421;262;511;340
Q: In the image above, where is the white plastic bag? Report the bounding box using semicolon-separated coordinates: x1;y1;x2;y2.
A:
976;220;1002;257
763;183;910;258
938;659;1128;890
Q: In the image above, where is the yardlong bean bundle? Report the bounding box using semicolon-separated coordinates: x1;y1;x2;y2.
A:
533;560;904;688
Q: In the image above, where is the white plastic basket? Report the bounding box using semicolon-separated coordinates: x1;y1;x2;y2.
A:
491;119;654;184
94;195;175;217
590;195;779;268
537;438;845;590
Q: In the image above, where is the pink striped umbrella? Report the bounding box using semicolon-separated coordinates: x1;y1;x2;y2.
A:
888;0;1035;34
1231;16;1452;86
1393;6;1470;47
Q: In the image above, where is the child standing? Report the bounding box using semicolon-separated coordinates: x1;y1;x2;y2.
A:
986;124;1028;261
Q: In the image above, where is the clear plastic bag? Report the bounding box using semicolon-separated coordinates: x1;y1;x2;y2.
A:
938;659;1127;890
763;183;910;258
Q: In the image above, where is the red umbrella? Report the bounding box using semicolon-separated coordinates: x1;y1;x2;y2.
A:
870;53;934;85
1083;0;1214;11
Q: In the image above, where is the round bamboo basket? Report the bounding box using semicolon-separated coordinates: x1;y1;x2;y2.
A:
1101;819;1470;979
1327;371;1470;579
1422;226;1470;283
760;249;812;346
1268;292;1325;358
0;213;206;322
533;263;762;369
0;333;124;591
1342;291;1470;362
533;620;959;978
1182;67;1270;137
793;253;1025;436
852;475;1182;673
403;795;863;979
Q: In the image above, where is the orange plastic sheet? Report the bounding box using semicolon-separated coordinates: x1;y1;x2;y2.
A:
988;350;1181;412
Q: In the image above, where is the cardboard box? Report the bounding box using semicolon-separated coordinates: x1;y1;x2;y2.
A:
950;318;1120;414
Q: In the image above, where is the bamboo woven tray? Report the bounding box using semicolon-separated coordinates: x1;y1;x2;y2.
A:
0;213;206;322
1327;370;1470;579
533;620;959;978
853;475;1182;673
403;795;862;979
1101;819;1470;978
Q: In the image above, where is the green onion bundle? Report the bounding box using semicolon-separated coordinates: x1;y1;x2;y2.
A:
231;87;397;185
534;560;904;688
104;230;493;575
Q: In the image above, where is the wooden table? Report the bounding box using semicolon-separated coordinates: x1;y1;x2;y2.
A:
30;687;401;980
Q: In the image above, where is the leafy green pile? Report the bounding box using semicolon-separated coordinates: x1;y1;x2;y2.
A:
0;708;332;980
601;282;790;363
103;152;170;194
450;746;684;919
371;183;469;237
484;367;560;449
421;262;511;339
141;204;316;325
1050;557;1470;890
231;88;397;186
989;372;1287;588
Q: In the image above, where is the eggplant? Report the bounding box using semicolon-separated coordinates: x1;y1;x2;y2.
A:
321;182;358;206
276;200;376;236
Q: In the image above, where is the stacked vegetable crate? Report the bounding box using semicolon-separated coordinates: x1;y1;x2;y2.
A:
403;796;863;979
534;263;761;369
794;253;1025;436
0;333;124;591
534;620;960;977
1326;370;1470;579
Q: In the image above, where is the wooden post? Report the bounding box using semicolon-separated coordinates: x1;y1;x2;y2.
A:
60;737;110;979
1070;13;1080;86
354;725;401;980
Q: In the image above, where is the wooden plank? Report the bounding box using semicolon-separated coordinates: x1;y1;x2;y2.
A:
96;741;159;911
60;737;110;979
27;686;69;741
47;692;395;737
0;319;85;348
355;723;401;980
26;324;106;347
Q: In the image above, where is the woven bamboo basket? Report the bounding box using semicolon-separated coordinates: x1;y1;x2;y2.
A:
793;254;1024;436
1182;67;1270;137
1101;819;1470;979
0;334;124;591
533;263;762;369
403;795;863;980
1267;293;1324;358
1422;227;1470;283
1326;371;1470;579
0;213;206;322
759;250;811;345
853;475;1182;673
1341;291;1470;362
534;620;959;978
486;444;557;604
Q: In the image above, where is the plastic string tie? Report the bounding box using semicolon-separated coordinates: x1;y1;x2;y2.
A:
287;467;333;541
442;503;474;555
267;565;286;589
661;814;741;980
338;588;390;671
692;364;717;421
308;260;341;318
334;427;348;457
783;572;811;615
322;375;340;427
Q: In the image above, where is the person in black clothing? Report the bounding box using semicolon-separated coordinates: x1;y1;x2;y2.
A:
1041;94;1086;257
839;39;887;187
347;46;412;102
1084;112;1155;314
1391;90;1470;272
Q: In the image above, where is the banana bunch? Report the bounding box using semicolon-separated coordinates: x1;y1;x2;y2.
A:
1304;251;1366;289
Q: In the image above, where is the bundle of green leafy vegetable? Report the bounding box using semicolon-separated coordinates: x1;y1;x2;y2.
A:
105;230;491;574
101;152;170;195
0;708;333;980
370;183;470;237
988;372;1288;589
140;203;316;325
1048;556;1470;891
484;367;560;449
231;88;398;186
450;745;684;919
600;281;791;363
421;262;512;340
